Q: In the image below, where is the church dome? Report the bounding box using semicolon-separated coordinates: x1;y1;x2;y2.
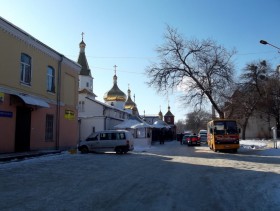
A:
103;74;127;102
158;110;163;120
124;87;136;109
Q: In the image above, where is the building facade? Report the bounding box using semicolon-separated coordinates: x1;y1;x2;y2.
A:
0;17;80;153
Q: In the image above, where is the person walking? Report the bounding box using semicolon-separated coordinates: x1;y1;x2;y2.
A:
160;129;165;144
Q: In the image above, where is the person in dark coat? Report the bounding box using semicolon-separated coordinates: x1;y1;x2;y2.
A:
160;129;165;144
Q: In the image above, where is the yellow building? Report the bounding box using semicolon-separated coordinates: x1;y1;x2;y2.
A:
0;17;81;153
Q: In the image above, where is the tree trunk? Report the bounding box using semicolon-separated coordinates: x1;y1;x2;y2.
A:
241;118;249;140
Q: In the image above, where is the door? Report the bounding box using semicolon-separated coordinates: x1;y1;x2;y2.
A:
15;107;31;152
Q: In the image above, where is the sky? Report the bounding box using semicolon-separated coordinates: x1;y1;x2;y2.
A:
1;0;280;121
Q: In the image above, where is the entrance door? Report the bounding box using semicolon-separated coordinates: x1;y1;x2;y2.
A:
15;107;31;152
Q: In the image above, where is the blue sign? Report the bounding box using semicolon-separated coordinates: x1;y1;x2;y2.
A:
0;111;13;118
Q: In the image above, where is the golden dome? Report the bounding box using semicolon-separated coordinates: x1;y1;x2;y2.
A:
124;87;136;109
132;105;139;116
103;74;127;102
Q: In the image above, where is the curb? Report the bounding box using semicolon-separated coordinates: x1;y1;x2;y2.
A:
0;150;62;162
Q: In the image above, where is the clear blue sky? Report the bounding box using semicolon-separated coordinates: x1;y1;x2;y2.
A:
1;0;280;121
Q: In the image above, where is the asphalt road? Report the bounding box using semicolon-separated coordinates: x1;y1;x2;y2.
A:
0;141;280;211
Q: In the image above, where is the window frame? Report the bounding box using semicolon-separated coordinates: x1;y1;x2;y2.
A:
20;53;32;85
47;66;55;93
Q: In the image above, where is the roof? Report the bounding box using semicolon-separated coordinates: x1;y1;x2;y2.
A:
103;75;127;102
77;42;91;76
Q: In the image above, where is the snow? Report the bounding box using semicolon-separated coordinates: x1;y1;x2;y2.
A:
0;139;279;210
240;139;280;156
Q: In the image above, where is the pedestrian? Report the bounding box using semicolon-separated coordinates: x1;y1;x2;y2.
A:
160;129;165;144
180;133;183;145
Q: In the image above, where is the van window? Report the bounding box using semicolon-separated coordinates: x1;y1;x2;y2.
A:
111;133;117;140
100;133;109;140
118;133;126;140
87;133;98;141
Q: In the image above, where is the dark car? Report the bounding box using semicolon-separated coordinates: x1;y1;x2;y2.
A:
186;135;200;146
182;133;191;145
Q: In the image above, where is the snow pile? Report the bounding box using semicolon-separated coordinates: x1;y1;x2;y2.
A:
240;139;270;149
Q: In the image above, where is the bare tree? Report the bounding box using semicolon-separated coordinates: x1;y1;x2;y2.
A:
258;69;280;131
175;119;187;133
226;60;273;139
146;26;236;118
185;110;212;133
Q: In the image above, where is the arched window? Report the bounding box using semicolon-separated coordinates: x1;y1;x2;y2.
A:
20;53;31;85
47;66;55;92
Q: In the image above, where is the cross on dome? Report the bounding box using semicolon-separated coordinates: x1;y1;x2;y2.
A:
113;65;118;75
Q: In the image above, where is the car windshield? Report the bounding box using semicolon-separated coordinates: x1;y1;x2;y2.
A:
214;121;238;135
86;132;99;141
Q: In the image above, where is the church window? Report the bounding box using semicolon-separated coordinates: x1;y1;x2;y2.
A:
47;66;55;92
86;82;89;87
20;53;31;85
78;101;85;112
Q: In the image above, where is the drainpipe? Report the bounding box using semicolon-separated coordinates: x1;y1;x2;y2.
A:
56;55;63;150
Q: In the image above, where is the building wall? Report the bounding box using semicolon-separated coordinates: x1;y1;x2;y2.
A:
244;113;274;139
0;94;16;152
0;17;80;153
78;94;132;141
79;75;93;92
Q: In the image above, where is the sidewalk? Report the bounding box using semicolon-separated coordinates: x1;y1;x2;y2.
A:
0;150;62;162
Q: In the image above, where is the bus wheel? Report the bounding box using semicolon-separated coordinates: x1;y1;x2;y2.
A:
232;149;237;153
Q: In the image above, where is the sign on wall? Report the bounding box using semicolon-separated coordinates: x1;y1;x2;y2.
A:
64;109;75;120
0;111;13;118
0;92;4;103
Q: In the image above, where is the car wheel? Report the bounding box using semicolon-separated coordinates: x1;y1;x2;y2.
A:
115;147;123;154
80;146;89;154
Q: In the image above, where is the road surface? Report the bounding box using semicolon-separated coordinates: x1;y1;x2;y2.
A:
0;141;279;211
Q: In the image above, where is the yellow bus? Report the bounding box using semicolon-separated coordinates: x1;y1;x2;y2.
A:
207;119;240;152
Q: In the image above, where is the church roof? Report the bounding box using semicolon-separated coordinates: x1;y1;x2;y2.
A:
164;106;174;117
124;87;136;109
77;38;91;76
103;74;127;102
79;88;97;98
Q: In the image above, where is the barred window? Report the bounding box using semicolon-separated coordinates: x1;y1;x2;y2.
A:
20;53;31;85
45;114;54;141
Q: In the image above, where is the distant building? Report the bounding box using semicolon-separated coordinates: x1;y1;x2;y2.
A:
164;105;176;140
0;17;80;153
142;105;177;141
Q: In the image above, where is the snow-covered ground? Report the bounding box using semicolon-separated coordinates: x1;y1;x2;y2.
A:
239;139;280;156
0;139;279;211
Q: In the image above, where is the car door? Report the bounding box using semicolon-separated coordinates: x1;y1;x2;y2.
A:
87;133;100;151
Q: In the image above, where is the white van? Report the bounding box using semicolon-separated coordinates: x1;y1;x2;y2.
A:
78;130;134;154
198;129;207;143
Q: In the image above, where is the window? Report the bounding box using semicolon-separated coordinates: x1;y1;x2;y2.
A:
47;66;55;92
20;53;31;85
78;101;85;112
45;114;54;141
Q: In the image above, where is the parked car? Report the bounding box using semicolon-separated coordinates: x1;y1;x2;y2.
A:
186;135;200;146
198;129;207;143
78;130;134;154
182;132;192;145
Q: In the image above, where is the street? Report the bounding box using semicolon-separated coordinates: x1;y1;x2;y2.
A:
0;141;280;211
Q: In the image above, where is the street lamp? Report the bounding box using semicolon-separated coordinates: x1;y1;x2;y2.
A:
260;40;280;52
